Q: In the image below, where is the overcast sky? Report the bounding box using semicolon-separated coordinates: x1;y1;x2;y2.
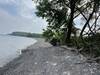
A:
0;0;47;34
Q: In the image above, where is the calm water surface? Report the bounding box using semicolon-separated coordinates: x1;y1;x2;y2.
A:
0;34;37;67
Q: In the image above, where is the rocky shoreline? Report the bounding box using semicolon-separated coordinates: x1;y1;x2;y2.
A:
0;38;100;75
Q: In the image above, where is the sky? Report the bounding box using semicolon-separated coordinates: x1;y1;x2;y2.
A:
0;0;47;34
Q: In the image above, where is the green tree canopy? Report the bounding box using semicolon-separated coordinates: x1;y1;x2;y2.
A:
33;0;100;43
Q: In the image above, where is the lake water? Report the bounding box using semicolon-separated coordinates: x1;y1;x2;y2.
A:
0;34;37;67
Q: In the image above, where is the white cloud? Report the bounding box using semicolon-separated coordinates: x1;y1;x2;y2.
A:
0;7;47;34
0;0;36;19
16;0;35;19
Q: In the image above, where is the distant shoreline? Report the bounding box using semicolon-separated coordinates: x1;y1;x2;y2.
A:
9;31;43;38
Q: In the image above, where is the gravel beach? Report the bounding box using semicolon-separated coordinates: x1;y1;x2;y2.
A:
0;38;100;75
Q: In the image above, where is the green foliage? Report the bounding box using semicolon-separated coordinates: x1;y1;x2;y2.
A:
43;26;66;45
36;0;68;27
70;33;100;57
83;33;100;57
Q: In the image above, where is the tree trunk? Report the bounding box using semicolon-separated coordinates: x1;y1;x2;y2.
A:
66;0;75;42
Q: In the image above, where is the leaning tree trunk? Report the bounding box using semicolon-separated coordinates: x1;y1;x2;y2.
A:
80;2;96;37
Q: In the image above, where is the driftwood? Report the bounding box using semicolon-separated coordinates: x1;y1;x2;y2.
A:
86;57;100;62
60;45;83;54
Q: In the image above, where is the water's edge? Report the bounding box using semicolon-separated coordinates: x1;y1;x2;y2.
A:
0;40;38;75
0;35;37;67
